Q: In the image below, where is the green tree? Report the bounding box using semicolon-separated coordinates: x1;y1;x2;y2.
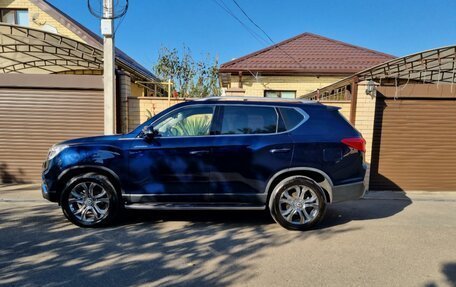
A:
154;46;221;98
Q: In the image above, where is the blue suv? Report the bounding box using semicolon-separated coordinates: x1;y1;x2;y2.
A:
42;97;366;230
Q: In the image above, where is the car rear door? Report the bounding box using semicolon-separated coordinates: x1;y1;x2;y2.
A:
210;104;294;205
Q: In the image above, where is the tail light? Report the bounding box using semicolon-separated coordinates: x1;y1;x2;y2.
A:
341;137;366;153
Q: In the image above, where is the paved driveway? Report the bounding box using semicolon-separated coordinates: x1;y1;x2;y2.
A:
0;184;455;287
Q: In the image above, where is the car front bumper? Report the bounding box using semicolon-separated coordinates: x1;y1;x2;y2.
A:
331;180;366;203
41;180;58;202
42;159;59;202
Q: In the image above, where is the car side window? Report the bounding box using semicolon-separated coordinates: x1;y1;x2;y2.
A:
278;107;305;132
220;106;278;135
153;106;214;137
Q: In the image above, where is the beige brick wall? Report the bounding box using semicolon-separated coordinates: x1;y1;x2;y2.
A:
320;100;351;120
130;82;145;98
0;0;85;42
353;81;377;190
231;75;345;98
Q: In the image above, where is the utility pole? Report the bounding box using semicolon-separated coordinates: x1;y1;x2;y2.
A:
101;0;116;135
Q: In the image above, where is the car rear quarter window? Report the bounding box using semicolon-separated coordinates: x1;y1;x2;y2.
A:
220;106;278;135
278;107;305;132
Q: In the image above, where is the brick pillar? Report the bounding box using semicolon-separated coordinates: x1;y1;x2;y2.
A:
354;81;378;190
117;71;131;134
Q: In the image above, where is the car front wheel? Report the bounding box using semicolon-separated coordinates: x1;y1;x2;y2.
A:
269;177;326;231
60;173;120;227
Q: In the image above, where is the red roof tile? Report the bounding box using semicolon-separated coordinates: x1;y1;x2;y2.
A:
219;33;395;75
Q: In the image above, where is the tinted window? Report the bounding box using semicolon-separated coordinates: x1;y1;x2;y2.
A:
153;106;214;137
220;106;277;135
278;108;304;131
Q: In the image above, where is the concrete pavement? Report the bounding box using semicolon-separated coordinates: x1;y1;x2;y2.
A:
0;184;455;287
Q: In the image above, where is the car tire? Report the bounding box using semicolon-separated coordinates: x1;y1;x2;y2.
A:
60;173;120;227
269;177;326;231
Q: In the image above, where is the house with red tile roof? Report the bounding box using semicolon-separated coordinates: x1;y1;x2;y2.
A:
219;32;394;99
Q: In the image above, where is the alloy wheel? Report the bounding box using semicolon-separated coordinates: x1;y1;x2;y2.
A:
68;181;110;224
278;184;320;224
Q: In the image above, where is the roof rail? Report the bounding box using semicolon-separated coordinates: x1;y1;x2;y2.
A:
197;96;315;104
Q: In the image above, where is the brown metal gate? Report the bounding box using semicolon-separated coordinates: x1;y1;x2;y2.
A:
0;74;104;183
370;84;456;191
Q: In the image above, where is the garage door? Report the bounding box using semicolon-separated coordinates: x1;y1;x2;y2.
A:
370;97;456;191
0;76;104;183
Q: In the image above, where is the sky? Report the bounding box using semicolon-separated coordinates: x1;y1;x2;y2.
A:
48;0;456;71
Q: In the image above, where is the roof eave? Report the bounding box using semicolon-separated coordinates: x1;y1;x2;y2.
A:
116;58;159;82
218;68;363;76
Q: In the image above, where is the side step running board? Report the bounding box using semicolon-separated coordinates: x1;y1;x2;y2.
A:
124;203;266;211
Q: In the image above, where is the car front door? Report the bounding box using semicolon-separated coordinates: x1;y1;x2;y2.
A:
128;105;216;201
210;105;294;205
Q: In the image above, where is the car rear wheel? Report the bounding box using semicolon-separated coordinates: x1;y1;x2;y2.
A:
60;173;120;227
269;177;326;231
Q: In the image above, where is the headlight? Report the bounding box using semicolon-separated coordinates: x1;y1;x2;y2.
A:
48;145;68;160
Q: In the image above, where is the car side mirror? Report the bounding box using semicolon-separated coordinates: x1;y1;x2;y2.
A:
142;125;159;140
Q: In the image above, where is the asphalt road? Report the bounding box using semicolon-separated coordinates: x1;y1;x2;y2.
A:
0;184;455;287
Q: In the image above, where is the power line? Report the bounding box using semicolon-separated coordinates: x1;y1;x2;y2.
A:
87;0;129;20
230;0;305;69
211;0;269;46
114;11;127;34
213;0;268;45
231;0;274;44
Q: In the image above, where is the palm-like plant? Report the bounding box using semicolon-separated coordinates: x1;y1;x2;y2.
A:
169;115;211;136
145;109;154;120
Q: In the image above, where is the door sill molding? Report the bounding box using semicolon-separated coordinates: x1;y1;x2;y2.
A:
124;203;266;211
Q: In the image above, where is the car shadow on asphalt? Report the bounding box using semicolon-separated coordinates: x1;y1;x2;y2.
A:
318;191;412;229
0;192;412;286
0;204;300;286
117;191;413;231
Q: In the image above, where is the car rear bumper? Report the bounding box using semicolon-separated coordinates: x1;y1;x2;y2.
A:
331;181;366;203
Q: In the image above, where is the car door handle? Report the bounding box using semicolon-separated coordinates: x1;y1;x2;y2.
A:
189;150;210;155
269;148;291;154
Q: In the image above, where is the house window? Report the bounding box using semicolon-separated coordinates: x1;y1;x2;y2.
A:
264;90;296;99
0;9;29;26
